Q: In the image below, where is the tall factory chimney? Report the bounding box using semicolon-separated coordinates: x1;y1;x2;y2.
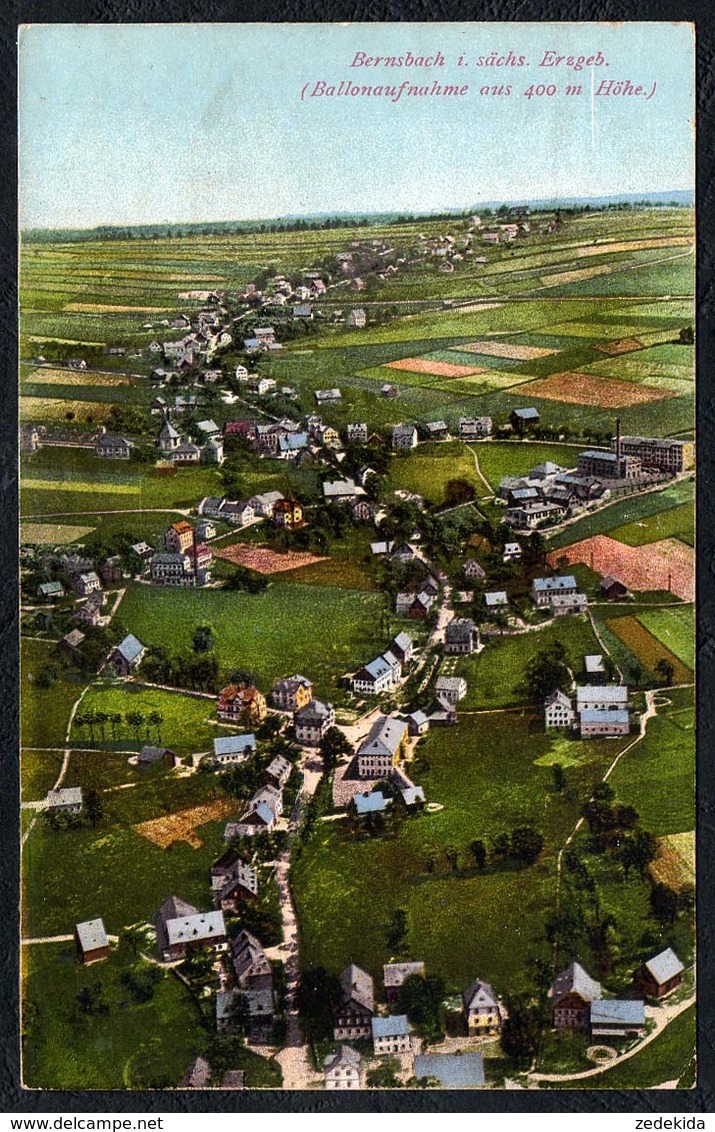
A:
615;417;622;463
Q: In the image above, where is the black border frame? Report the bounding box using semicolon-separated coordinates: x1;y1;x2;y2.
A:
2;3;713;1114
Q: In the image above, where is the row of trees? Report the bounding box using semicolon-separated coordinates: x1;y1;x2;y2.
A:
74;708;164;743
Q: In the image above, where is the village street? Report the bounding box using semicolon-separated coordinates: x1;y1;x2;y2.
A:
265;747;325;1089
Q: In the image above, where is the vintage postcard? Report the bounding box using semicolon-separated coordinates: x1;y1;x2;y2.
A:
18;22;695;1094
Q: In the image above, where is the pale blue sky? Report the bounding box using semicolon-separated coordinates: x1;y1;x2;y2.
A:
18;22;695;229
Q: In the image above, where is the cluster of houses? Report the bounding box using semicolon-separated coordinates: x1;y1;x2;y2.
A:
498;432;691;533
395;570;441;621
322;943;686;1090
156;417;225;467
150;305;234;370
149;519;213;587
351;632;414;696
549;950;685;1037
325;962;497;1089
531;574;588;617
197;488;288;530
545;674;631;738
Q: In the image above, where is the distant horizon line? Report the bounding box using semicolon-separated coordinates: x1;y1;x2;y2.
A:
21;188;694;234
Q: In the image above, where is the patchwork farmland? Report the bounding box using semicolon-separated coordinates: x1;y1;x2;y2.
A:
19;200;695;1093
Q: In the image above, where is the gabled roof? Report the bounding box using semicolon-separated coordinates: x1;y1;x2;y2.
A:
445;618;477;642
576;685;628;704
533;575;577;592
590;999;645;1025
545;689;572;709
550;962;601;1005
413;1053;485;1088
165;910;226;947
363;656;393;681
485;591;508;606
340;964;374;1011
371;1014;412;1038
75;918;109;951
295;699;333;725
643;947;685;984
391;631;413;653
266;754;292;780
358;715;408;759
46;786;82;808
114;634;144;664
355;791;387;815
463;979;500;1012
580;709;629;724
384;961;425;988
213;734;256;757
324;1045;362;1073
181;1056;211;1089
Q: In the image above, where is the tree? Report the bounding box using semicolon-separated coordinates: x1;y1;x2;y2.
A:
500;997;542;1060
650;882;679;925
633;828;658;878
84;789;103;827
444;478;477;507
592;781;615;804
491;832;511;861
510;827;544;865
469;839;487;870
517;644;570;703
126;711;145;740
319;726;353;773
366;1058;401;1088
192;624;215;653
76;982;109;1016
120;963;162;1003
148;710;164;742
295;967;342;1042
385;908;409;954
552;764;566;793
398;974;446;1045
654;658;675;686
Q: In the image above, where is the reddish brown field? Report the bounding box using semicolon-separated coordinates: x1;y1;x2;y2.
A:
547;535;694;601
385;357;485;377
595;337;645;356
214;543;328;574
522;371;676;407
135;798;237;849
605;615;692;682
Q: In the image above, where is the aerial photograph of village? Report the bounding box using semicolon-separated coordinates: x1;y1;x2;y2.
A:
18;23;695;1095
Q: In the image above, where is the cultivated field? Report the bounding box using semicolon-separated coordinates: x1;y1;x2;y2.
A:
21;521;96;544
637;605;695;670
522;372;675;408
135;798;238;849
455;341;560;361
384;356;485;378
22;366;140;388
213;544;328;574
548;535;694;600
546;479;694;551
604;615;692;683
648;830;695;893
